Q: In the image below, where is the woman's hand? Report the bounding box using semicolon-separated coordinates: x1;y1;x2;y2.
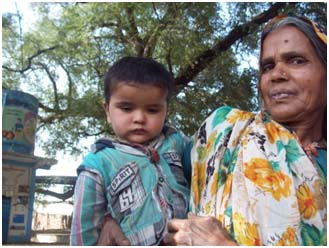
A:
97;214;131;246
163;212;237;246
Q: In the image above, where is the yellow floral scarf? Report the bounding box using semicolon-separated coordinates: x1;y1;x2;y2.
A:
190;106;326;245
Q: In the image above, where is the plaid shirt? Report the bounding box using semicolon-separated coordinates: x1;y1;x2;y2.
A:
70;126;190;245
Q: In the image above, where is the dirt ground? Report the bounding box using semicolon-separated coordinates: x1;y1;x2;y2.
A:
3;242;68;246
3;229;70;246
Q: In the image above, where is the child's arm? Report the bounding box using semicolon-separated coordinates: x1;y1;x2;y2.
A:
70;170;106;245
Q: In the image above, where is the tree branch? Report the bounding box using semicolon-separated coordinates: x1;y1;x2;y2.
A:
143;4;178;57
2;45;58;73
35;188;74;201
59;62;74;110
77;129;107;137
125;5;144;56
174;2;295;89
39;63;60;111
38;101;55;113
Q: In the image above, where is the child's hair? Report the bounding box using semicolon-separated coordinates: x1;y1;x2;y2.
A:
104;56;174;104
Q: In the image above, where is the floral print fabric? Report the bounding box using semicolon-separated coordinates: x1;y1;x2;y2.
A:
190;106;326;245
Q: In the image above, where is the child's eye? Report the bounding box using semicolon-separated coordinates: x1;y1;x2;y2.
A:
119;106;132;112
147;108;160;114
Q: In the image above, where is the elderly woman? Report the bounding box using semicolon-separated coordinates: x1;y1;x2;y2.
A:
164;15;327;246
97;15;327;246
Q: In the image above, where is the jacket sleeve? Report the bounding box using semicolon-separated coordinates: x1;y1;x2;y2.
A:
70;170;107;245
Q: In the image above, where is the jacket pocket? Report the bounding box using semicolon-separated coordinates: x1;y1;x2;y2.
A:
108;162;146;219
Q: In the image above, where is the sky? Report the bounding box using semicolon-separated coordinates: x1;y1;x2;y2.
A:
2;1;81;177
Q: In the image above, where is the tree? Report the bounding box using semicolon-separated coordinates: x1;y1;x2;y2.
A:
2;2;327;156
34;176;75;202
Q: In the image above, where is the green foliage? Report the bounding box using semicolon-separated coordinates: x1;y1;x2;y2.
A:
2;2;326;155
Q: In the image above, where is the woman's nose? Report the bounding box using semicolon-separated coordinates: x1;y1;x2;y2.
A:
270;62;288;82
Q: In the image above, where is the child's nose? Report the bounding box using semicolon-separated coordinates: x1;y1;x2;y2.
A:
133;110;146;123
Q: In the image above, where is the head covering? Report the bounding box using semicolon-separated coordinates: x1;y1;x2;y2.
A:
259;15;327;139
260;15;327;65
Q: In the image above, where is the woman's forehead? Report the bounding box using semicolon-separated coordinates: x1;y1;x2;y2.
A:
261;26;314;57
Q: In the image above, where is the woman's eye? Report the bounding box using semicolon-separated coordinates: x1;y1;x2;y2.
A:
261;63;274;72
289;57;306;65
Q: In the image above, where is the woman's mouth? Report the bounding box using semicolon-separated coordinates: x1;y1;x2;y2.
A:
270;90;296;100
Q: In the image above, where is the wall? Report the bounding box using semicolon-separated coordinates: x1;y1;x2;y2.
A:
32;211;72;230
2;163;35;243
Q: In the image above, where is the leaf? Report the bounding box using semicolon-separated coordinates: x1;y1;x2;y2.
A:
212;106;233;128
301;221;326;246
285;139;303;164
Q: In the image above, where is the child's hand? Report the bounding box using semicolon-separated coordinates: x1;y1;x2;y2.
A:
97;214;130;246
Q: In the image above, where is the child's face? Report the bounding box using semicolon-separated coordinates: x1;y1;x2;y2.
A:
104;82;168;145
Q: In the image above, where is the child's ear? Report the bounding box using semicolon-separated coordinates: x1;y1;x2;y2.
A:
103;102;111;124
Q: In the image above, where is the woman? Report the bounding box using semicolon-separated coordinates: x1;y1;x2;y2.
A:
97;15;327;246
164;15;327;246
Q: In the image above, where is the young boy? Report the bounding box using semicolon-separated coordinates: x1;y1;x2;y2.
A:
70;57;190;246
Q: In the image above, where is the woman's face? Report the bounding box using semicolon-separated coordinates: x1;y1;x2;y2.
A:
259;25;326;124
